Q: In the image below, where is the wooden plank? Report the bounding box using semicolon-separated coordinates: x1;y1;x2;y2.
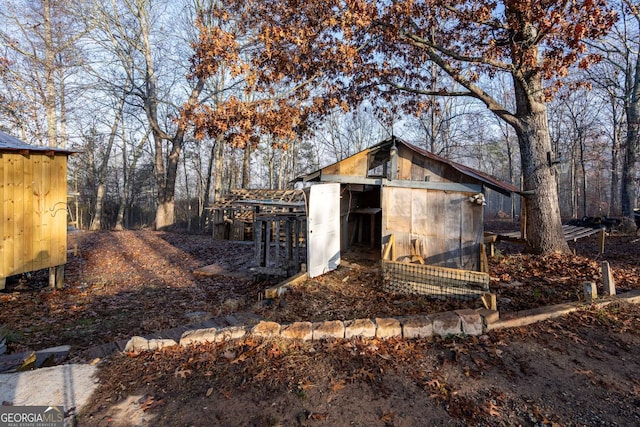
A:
13;154;25;275
598;228;606;253
264;271;308;299
285;220;292;262
411;187;428;236
0;153;5;280
444;191;462;268
274;220;281;265
520;197;527;240
462;192;482;271
254;220;263;265
481;293;497;310
264;220;271;267
386;179;483;192
602;261;616;295
382;234;395;260
386;187;411;233
480;243;488;273
321;150;369;176
51;155;68;268
4;155;16;277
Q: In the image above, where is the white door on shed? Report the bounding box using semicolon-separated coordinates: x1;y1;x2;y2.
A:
307;183;341;278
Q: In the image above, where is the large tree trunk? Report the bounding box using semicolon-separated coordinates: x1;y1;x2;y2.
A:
608;90;622;216
621;103;639;221
513;77;570;254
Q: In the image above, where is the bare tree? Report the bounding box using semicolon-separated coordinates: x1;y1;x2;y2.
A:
589;0;640;228
0;0;87;147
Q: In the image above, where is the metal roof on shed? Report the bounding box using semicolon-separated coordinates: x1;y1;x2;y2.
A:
0;130;76;154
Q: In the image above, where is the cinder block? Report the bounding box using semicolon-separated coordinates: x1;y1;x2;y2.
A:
312;320;345;340
280;322;313;340
344;319;376;339
431;312;462;336
401;316;433;339
455;309;483;336
251;321;281;337
375;317;402;339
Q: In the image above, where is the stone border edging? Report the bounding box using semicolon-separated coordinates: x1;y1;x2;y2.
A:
123;288;640;353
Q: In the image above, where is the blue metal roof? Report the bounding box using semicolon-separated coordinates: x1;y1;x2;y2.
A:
0;130;76;154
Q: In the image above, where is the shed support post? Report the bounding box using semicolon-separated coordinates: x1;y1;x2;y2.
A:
49;265;64;289
598;228;606;254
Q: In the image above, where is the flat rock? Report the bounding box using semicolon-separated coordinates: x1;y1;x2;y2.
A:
455;309;483;336
124;336;149;352
401;316;433;339
280;322;313;340
431;312;462;336
312;320;345;340
251;321;281;337
214;326;246;342
375;318;401;339
344;319;376;339
147;338;177;351
179;327;217;346
476;308;499;325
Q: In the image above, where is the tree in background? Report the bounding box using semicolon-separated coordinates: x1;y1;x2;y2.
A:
183;7;310;194
0;0;87;147
588;0;639;230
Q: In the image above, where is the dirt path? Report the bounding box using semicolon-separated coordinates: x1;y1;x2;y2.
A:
1;230;639;425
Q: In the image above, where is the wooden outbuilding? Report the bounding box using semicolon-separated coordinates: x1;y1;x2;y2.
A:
0;131;74;289
297;137;520;298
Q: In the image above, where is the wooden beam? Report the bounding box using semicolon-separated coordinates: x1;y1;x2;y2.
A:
385;179;483;192
264;271;308;299
598;228;606;253
49;265;64;289
602;261;616;296
321;175;382;185
481;293;497;310
382;234;395;261
320;174;484;193
479;243;488;273
520;197;527;240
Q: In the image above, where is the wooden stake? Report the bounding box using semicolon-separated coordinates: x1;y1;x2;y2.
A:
598;228;606;254
481;293;497;310
480;243;488;273
602;261;616;296
382;234;395;261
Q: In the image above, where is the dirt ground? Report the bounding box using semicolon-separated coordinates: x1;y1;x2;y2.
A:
1;226;639;426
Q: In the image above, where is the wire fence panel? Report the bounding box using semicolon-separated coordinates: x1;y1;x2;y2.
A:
381;260;489;300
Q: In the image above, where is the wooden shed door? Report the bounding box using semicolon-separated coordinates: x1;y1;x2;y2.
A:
307;183;341;278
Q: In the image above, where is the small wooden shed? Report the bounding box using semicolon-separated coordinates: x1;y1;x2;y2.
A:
0;131;73;289
298;137;520;298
